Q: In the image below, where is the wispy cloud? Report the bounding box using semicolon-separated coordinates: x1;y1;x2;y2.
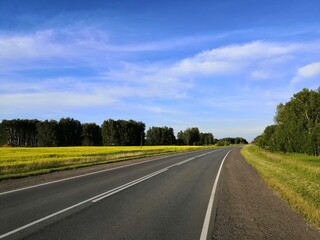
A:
292;61;320;84
167;41;319;80
2;39;319;109
195;41;301;60
1;32;320;140
250;70;271;80
0;28;224;64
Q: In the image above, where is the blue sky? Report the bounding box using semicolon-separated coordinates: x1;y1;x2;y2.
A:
0;0;320;141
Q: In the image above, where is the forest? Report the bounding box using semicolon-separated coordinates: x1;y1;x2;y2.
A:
254;88;320;156
0;118;246;147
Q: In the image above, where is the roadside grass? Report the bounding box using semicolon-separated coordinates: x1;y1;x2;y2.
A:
0;145;216;180
241;145;320;228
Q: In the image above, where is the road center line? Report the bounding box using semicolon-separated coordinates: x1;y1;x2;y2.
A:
92;168;168;202
175;151;214;166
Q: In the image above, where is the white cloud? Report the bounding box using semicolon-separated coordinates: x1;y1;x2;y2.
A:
297;62;320;78
195;41;301;61
0;91;116;117
0;71;191;115
1;27;319;84
171;59;237;76
168;41;312;78
292;61;320;84
0;30;70;60
140;105;182;115
1;36;320;124
0;28;225;64
250;70;270;80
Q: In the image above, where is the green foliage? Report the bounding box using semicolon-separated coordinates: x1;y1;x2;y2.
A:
0;122;7;146
0;117;248;148
217;137;248;146
199;133;214;145
146;126;176;145
58;118;82;146
257;88;320;155
82;123;102;146
37;120;59;147
177;127;200;145
101;119;145;146
0;119;39;146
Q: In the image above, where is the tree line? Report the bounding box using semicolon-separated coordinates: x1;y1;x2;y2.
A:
0;118;102;147
0;118;240;147
216;137;248;146
176;127;216;145
254;88;320;156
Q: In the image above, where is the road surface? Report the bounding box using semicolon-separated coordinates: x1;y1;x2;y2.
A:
0;148;232;240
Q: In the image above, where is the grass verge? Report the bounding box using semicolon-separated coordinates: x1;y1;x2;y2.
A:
0;145;216;180
241;145;320;228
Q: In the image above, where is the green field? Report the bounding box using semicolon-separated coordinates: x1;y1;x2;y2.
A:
0;145;215;180
241;145;320;228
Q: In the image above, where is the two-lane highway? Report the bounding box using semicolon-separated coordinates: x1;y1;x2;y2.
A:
0;147;233;240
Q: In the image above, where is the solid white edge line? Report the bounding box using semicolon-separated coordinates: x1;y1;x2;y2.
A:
199;149;232;240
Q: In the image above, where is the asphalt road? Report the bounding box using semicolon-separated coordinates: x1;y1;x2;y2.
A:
0;147;233;240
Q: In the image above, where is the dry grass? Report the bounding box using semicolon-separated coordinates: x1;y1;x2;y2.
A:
0;145;214;180
241;145;320;228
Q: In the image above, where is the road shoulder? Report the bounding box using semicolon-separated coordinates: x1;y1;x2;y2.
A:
212;147;320;240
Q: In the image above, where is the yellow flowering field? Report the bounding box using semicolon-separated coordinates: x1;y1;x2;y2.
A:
0;145;214;180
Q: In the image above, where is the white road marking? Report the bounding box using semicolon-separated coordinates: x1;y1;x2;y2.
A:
0;168;168;239
199;149;232;240
0;150;220;239
92;168;168;202
175;157;195;165
0;150;208;196
175;151;214;166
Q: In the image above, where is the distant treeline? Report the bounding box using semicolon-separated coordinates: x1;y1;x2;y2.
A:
254;88;320;156
0;118;247;147
216;137;248;146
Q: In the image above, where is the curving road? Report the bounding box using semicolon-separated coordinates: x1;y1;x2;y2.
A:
0;147;233;240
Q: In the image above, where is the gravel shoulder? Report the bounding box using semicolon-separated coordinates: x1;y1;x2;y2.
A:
212;147;320;240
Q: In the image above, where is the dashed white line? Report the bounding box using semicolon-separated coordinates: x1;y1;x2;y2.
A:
92;168;168;203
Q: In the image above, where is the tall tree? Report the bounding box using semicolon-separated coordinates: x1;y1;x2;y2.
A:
102;119;145;146
184;127;200;145
0;119;38;146
101;119;118;146
82;123;102;146
177;131;185;145
37;120;59;147
258;88;320;155
200;133;214;145
58;118;82;146
0;121;6;146
146;126;176;145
